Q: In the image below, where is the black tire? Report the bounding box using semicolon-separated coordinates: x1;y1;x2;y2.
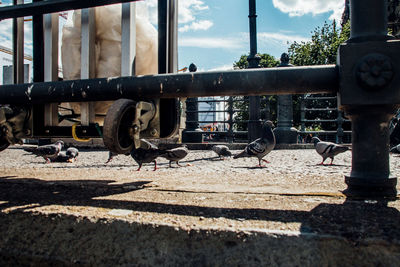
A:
103;99;136;154
0;139;10;152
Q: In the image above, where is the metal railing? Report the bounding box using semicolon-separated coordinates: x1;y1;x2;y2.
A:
0;0;399;197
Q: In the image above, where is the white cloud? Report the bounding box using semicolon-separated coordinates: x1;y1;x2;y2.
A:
179;20;213;32
258;32;309;46
207;64;234;72
272;0;345;22
179;37;242;49
179;0;209;24
141;0;211;32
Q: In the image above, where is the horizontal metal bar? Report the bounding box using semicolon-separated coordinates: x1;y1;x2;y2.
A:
0;65;338;104
303;108;338;111
302;119;350;122
303;97;337;100
0;0;139;20
299;131;352;134
186;110;232;113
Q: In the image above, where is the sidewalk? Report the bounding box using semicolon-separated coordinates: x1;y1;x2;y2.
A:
0;147;399;265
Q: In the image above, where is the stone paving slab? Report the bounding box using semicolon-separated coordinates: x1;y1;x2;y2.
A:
0;146;400;265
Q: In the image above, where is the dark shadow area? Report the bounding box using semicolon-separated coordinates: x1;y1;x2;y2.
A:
0;176;400;241
0;176;151;212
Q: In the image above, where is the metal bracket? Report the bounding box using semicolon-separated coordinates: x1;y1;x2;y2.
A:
131;101;156;148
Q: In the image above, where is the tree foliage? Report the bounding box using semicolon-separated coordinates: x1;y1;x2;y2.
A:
288;21;350;66
231;21;351;132
231;53;279;131
233;53;279;69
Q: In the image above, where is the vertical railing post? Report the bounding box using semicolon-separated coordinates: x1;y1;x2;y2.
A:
182;63;203;143
339;0;399;197
247;0;262;142
274;53;299;144
227;96;234;143
13;0;24;85
80;8;96;126
336;111;344;144
43;13;59;126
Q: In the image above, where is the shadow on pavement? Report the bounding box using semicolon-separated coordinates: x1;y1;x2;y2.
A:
0;176;399;241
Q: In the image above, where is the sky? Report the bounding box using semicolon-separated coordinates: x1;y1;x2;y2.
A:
0;0;345;73
173;0;345;71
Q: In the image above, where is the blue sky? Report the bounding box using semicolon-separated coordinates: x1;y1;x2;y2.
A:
0;0;345;72
174;0;345;71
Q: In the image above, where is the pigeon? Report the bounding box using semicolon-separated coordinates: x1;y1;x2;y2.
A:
311;137;349;165
160;146;189;167
66;147;79;161
390;144;400;154
130;139;164;171
23;140;64;163
50;151;74;163
212;145;232;159
233;121;276;167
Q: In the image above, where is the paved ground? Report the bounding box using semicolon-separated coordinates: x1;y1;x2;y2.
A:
1;145;400;265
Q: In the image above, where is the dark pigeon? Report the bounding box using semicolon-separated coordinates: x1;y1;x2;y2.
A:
130;139;164;171
160;146;189;167
312;137;349;165
66;147;79;161
50;151;73;163
23;140;64;163
212;145;232;159
233;121;275;167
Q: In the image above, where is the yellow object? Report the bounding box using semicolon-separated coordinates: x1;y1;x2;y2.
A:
72;123;91;142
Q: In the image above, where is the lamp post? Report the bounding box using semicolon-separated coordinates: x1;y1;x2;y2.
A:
247;0;263;142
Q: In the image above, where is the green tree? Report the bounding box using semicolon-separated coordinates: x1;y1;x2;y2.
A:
231;53;279;130
233;53;279;69
287;21;351;132
288;21;350;66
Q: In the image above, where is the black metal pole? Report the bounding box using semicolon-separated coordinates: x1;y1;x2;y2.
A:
32;0;44;83
247;0;262;142
342;0;397;197
0;65;338;104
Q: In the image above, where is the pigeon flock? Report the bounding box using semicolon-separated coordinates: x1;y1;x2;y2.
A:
21;120;355;170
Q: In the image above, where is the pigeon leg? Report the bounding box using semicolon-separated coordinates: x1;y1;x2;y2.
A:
318;158;326;165
176;161;184;167
45;158;51;164
153;160;158;171
136;163;142;171
262;159;270;164
257;159;266;168
169;161;172;168
329;158;334;165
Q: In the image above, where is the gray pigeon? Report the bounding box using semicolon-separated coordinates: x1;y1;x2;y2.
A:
50;151;73;163
66;147;79;161
130;139;164;171
312;137;349;165
160;146;189;167
212;145;232;159
233;121;276;167
390;144;400;153
23;140;64;163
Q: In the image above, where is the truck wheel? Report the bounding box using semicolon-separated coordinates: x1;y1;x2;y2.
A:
0;139;10;152
103;99;136;155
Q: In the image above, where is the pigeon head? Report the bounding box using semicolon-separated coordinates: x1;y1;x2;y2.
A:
311;137;321;145
263;120;275;129
55;140;64;148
